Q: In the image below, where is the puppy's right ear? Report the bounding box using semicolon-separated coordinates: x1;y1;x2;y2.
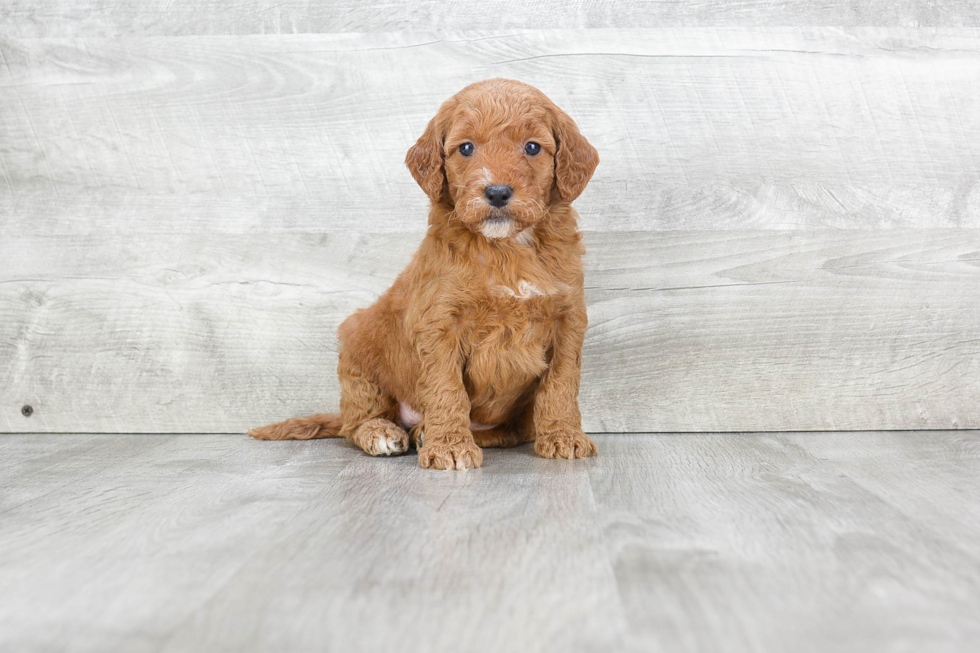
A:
550;106;599;203
405;104;450;202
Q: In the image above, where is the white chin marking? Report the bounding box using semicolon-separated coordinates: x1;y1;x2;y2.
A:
480;218;513;240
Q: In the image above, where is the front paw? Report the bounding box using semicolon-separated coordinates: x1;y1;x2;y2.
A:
535;429;597;459
418;439;483;470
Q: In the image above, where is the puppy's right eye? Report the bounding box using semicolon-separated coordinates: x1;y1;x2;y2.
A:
458;142;475;157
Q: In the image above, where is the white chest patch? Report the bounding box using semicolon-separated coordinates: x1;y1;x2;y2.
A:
496;280;548;300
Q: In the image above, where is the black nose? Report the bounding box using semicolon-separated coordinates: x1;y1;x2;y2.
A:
484;185;513;208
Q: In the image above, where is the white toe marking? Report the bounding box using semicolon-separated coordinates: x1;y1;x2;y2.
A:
374;436;392;455
375;433;406;456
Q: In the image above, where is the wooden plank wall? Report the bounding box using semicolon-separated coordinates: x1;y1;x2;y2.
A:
1;3;979;433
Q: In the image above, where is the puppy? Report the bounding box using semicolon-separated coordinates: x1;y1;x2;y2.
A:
249;78;599;470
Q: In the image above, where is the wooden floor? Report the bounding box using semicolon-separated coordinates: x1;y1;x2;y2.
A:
2;432;979;652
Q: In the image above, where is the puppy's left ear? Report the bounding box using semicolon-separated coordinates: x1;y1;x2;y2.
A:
550;107;599;202
405;102;451;202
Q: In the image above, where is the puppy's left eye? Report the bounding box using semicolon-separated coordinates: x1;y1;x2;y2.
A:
524;142;541;156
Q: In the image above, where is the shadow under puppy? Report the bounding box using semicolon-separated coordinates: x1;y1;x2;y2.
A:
249;78;599;470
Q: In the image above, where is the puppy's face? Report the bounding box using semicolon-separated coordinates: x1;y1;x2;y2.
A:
443;107;555;239
406;79;599;241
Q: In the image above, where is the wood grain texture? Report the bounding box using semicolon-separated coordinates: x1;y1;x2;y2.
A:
0;434;356;652
0;433;625;653
2;230;977;433
3;25;980;434
587;432;980;653
2;432;979;652
3;29;980;233
793;431;980;556
2;0;979;37
581;229;980;432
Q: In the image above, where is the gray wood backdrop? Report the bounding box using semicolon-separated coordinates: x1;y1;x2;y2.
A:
1;2;978;433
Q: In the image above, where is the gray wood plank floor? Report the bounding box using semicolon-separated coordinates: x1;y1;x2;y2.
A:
2;432;979;652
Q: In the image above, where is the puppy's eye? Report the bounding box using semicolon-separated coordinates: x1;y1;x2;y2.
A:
458;142;475;157
524;142;541;156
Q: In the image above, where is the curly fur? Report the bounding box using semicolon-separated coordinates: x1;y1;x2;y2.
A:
249;79;599;470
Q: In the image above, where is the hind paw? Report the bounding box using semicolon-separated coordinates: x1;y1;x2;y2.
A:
353;419;410;456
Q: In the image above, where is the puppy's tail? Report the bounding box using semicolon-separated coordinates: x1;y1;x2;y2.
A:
247;413;344;440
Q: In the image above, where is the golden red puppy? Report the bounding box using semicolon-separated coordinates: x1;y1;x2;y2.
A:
249;79;599;470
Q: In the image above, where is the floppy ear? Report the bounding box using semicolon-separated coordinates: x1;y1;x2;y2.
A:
551;107;599;202
405;104;451;202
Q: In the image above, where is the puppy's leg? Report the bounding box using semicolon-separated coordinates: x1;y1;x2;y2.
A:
338;359;409;457
415;418;483;470
532;299;597;459
413;326;483;470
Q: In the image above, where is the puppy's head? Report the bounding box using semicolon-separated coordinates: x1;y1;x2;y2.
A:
406;79;598;240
